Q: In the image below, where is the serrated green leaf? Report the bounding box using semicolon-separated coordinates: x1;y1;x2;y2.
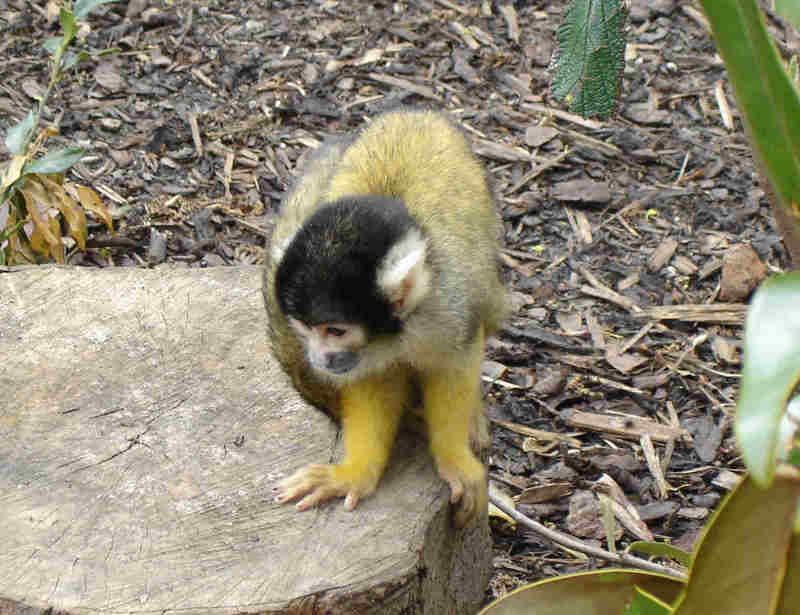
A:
736;273;800;484
74;0;118;20
25;148;85;175
43;36;64;56
552;0;627;119
5;111;37;156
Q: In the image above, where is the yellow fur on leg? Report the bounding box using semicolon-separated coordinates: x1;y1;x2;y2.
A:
422;327;488;528
277;367;410;512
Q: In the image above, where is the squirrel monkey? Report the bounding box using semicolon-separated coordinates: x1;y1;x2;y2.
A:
262;109;509;527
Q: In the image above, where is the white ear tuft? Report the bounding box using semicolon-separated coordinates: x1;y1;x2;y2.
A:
270;230;297;265
377;228;431;318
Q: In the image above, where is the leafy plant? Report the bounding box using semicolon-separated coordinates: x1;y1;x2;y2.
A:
0;0;117;265
483;0;800;612
551;0;628;119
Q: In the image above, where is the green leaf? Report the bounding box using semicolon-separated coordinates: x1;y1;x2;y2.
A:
736;273;800;484
74;0;119;20
59;7;77;43
623;587;671;615
788;445;800;467
25;148;85;175
5;111;37;156
61;51;90;71
673;473;800;614
701;0;800;232
776;0;800;31
479;569;684;614
551;0;627;119
43;36;65;56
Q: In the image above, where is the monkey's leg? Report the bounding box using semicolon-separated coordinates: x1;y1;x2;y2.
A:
277;367;409;512
421;328;488;528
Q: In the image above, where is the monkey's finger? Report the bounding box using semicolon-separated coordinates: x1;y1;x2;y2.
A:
296;482;349;510
275;464;332;503
453;489;476;528
343;490;360;511
447;477;465;504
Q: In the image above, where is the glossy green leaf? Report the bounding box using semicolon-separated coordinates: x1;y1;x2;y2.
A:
5;111;37;155
479;569;684;615
25;148;85;175
777;530;800;615
736;273;800;484
673;472;800;614
624;587;671;615
74;0;119;20
551;0;627;119
701;0;800;229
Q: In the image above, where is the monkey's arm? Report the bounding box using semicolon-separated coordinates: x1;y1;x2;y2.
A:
277;367;410;511
421;327;488;528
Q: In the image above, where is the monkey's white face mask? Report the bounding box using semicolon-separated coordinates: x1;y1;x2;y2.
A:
288;318;368;376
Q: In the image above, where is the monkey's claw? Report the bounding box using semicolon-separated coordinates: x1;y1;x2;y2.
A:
437;456;488;528
276;463;376;513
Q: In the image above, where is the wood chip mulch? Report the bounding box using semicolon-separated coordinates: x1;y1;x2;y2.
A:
2;0;794;605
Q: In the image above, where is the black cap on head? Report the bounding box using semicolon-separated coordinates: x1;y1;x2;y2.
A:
276;196;417;335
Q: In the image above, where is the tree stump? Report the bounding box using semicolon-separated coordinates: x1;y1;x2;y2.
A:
0;265;490;615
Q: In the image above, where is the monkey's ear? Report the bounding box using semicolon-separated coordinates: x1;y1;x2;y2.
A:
377;228;431;318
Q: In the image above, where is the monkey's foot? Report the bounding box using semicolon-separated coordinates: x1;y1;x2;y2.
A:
436;454;488;528
276;463;379;512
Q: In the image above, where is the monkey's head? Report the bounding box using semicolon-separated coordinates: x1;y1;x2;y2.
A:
273;196;431;381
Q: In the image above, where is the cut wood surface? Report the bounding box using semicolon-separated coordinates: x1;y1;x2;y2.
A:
0;265;490;615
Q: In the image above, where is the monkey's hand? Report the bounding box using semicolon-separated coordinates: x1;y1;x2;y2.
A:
436;452;488;528
276;463;380;512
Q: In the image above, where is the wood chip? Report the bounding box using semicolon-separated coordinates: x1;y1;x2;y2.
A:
517;483;573;505
647;237;678;272
450;22;480;49
491;419;582;448
520;102;605;130
524;125;560;147
719;244;767;301
581;284;641;313
635;303;746;324
714;80;734;131
567;410;689;443
472;139;531;162
596;474;654;541
585;310;605;349
367;72;442;101
640;435;669;499
497;3;520;43
698;257;723;280
711;469;742;491
551;179;612;204
673;254;698;275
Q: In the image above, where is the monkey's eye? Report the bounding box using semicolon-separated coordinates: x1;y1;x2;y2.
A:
326;326;347;337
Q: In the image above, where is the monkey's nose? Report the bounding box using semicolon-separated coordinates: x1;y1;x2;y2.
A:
326;351;359;374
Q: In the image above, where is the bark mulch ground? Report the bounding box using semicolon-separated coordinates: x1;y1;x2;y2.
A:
2;0;792;605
